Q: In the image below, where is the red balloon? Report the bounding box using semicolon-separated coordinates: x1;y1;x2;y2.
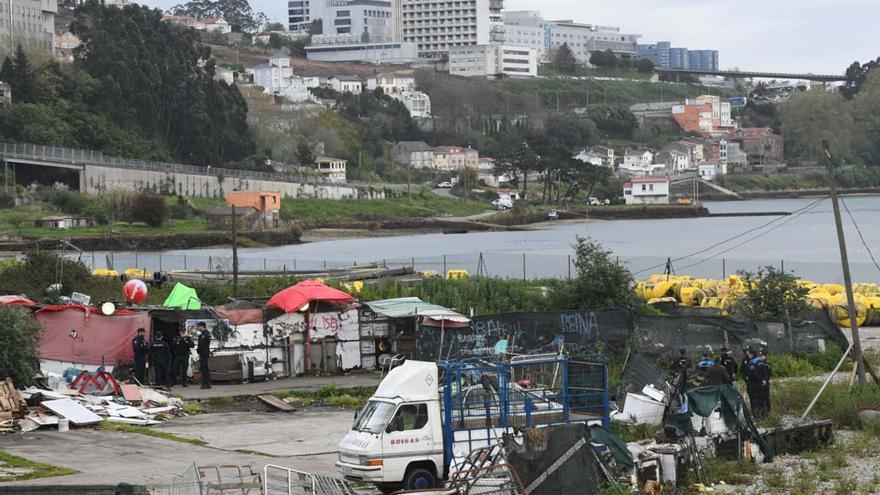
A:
123;279;148;304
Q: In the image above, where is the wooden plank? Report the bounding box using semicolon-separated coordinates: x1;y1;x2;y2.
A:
257;394;296;412
121;384;143;403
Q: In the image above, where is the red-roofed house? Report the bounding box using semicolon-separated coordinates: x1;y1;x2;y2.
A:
624;176;670;205
725;127;784;165
203;18;232;33
434;146;479;170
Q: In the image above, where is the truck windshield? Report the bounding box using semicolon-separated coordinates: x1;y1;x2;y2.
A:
352;400;396;434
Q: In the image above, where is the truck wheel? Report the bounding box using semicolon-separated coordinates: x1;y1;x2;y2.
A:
403;467;437;490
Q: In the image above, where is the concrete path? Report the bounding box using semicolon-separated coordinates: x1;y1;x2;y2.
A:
175;372;381;400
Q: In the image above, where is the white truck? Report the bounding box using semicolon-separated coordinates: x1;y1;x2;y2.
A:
336;356;609;492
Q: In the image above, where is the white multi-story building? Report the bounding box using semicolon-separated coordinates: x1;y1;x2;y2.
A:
623;177;669;205
288;0;312;32
308;0;394;42
328;75;363;93
250;54;294;94
398;0;493;59
315;156;347;182
448;44;537;78
502;10;640;64
365;73;431;117
0;0;57;55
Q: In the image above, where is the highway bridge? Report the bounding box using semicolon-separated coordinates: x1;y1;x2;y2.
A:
656;68;847;83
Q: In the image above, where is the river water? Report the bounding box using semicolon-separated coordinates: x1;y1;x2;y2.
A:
89;196;880;283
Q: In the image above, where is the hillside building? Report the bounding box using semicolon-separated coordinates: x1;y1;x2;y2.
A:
448;44;537;78
1;0;57;56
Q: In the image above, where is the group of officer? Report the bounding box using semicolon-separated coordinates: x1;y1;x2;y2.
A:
131;322;213;390
674;345;773;418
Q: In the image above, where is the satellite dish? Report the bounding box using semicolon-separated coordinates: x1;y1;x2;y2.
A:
100;302;116;316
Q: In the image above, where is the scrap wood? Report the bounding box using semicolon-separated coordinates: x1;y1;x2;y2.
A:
257;394;296;412
0;378;27;419
121;384;143;403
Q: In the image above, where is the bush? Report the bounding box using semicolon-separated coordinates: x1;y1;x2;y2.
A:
732;266;810;320
100;190;135;222
0;251;94;299
47;190;89;214
550;237;637;310
0;190;14;208
169;196;195;220
129;192;169;227
83;200;109;225
0;306;43;387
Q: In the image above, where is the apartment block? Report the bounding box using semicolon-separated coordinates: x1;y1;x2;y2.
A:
0;0;57;55
288;0;311;32
448;44;536;77
502;10;640;64
398;0;493;59
637;41;719;71
305;0;394;41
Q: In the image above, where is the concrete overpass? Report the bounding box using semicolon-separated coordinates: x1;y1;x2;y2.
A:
655;68;847;83
0;142;365;199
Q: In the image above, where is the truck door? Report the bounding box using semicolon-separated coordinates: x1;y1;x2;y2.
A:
382;403;436;486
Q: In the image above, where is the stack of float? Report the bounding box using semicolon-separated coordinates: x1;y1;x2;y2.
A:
634;276;880;328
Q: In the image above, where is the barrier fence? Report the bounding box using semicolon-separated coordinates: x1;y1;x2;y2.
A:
67;250;874;284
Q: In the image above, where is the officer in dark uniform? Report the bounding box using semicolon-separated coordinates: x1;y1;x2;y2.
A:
171;329;195;387
670;347;692;387
740;345;754;381
196;322;213;389
149;330;172;389
756;351;773;416
131;328;149;384
744;348;765;418
706;359;731;386
719;347;738;384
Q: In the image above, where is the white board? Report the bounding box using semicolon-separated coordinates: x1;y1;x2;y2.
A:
42;398;102;425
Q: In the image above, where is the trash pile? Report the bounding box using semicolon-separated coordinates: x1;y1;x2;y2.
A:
1;371;183;434
635;274;880;328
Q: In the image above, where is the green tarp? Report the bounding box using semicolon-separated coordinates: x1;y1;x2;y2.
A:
686;384;773;461
589;425;634;469
162;283;201;310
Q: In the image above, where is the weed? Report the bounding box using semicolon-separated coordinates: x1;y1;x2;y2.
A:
207;396;234;407
0;451;77;482
769;381;880;427
98;421;207;447
790;465;815;494
763;466;787;489
181;402;205;414
703;457;757;485
278;386;375;409
610;422;657;443
832;476;859;495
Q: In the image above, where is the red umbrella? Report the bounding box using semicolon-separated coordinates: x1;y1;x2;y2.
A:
267;279;356;313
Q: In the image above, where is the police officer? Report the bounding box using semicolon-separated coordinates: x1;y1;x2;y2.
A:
744;348;765;418
196;322;213;389
756;351;773;416
131;328;149;384
719;346;738;384
149;330;172;389
671;348;692;387
706;359;731;386
740;345;754;381
171;328;195;388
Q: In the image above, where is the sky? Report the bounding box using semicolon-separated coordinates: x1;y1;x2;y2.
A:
138;0;877;74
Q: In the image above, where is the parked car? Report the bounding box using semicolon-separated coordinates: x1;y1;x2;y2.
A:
491;198;513;210
588;197;601;206
436;181;453;189
547;210;559;220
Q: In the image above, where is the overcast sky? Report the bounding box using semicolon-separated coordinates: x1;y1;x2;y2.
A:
138;0;876;73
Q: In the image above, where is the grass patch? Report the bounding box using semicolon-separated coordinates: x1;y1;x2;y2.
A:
206;396;234;407
609;422;657;443
702;456;758;485
762;466;788;489
282;191;487;223
768;380;880;428
236;236;269;248
276;385;375;409
181;402;205;414
98;421;207;447
0;451;77;482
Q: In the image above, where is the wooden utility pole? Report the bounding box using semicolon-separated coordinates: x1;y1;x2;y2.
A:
824;140;866;385
230;206;239;297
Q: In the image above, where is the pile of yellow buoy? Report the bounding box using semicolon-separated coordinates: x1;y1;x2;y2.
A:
634;275;880;328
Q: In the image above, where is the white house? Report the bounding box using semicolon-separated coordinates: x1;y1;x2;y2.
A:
656;149;690;174
365;73;416;95
588;145;615;167
251;54;293;94
214;66;235;85
619;148;657;176
328;75;363;94
203;18;231;33
279;77;319;103
315;156;347;183
699;163;718;181
573;150;606;167
623;177;670;205
399;91;431;118
252;32;271;45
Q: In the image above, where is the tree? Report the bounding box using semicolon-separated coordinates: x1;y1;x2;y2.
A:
0;251;94;300
587;104;638;138
780;89;853;162
296;140;314;166
492;133;542;194
841;58;880;100
170;0;267;33
550;238;637;310
732;266;809;321
589;49;618;68
636;58;655;73
129;192;169;227
263;21;285;32
545;113;598;149
0;306;42;387
8;45;36;103
552;43;577;73
850;70;880;164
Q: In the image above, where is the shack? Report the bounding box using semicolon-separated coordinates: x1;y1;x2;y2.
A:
205;206;261;230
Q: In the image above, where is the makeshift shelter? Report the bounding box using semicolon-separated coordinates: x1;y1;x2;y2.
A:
266;280;357;373
163;283;201;310
362;297;469;364
36;305;151;374
214;301;291;379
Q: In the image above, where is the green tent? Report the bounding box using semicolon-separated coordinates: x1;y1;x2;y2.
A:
163;283;201;310
686;385;773;461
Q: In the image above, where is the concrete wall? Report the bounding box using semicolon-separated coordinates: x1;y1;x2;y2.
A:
80;164;361;199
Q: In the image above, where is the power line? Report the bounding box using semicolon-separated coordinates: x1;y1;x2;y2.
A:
841;197;880;274
632;196;828;276
674;196;828;273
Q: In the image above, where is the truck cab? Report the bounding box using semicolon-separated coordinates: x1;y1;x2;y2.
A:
337;361;444;491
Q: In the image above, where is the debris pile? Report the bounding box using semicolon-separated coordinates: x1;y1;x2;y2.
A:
3;373;184;433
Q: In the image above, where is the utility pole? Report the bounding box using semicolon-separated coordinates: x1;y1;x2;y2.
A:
407;162;412;201
824;140;865;386
230;205;239;297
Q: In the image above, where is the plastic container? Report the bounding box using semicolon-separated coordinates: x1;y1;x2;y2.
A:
58;418;69;432
621;393;665;426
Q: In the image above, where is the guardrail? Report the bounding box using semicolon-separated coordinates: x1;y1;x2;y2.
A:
0;142;335;186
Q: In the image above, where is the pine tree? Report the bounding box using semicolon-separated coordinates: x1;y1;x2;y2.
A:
552;43;577;73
